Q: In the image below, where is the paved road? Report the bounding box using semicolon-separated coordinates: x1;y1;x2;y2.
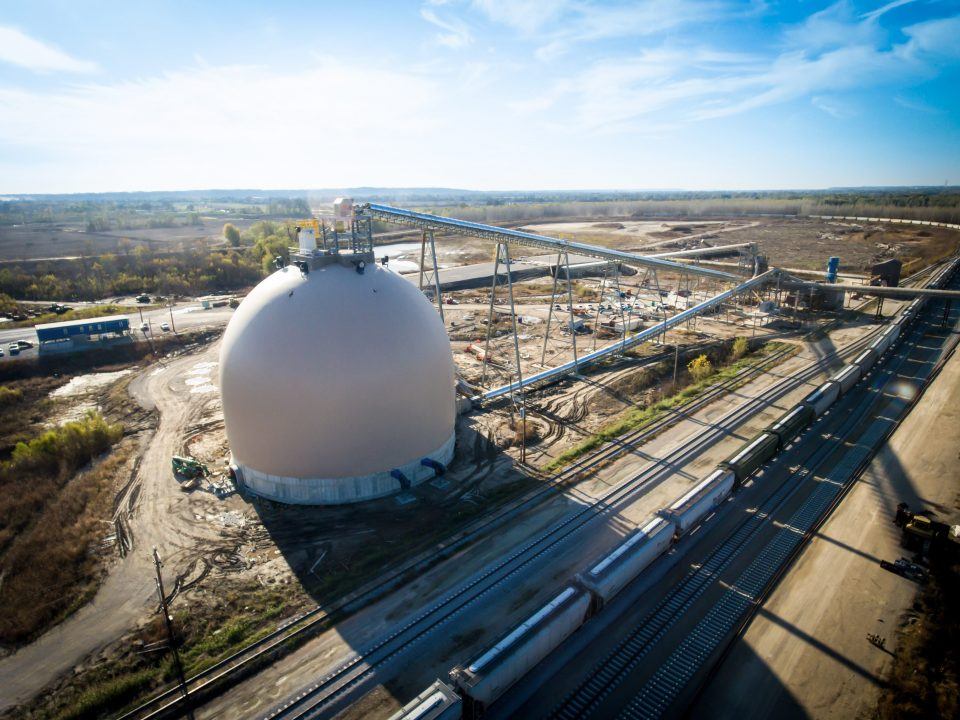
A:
0;302;233;363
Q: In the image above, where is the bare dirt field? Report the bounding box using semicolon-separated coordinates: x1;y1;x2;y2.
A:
3;213;956;720
0;217;259;261
522;217;960;274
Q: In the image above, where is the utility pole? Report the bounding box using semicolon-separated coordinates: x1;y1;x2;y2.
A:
519;403;526;465
152;547;194;720
673;340;680;386
168;302;177;334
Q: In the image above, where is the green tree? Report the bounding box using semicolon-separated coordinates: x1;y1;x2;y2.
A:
687;354;713;383
223;223;241;247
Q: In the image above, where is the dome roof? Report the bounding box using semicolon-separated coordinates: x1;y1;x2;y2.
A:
219;261;455;489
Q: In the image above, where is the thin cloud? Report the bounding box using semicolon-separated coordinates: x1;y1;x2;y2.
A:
518;7;960;132
862;0;918;21
470;0;727;60
0;25;98;74
0;59;442;190
420;7;473;48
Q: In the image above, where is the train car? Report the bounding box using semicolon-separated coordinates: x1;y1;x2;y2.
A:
883;323;901;346
765;404;814;450
388;680;462;720
870;332;892;356
576;516;674;611
829;364;861;396
451;585;591;718
662;468;736;532
719;434;779;484
802;380;841;417
852;348;878;375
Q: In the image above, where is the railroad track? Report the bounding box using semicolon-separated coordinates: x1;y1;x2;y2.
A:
261;326;896;720
121;265;935;720
545;266;959;720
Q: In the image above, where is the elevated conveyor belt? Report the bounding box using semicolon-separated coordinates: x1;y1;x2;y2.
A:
359;203;739;281
477;270;779;402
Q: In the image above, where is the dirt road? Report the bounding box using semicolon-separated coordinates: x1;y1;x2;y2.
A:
690;334;960;719
0;341;224;712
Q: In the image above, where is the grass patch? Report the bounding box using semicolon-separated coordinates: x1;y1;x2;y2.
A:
53;669;157;720
0;385;22;407
543;342;792;473
11;584;303;720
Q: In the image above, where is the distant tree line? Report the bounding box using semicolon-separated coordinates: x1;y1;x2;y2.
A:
0;220;302;300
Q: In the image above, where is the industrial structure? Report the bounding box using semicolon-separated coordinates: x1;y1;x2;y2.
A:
34;314;131;353
219;198;456;505
217;199;960;506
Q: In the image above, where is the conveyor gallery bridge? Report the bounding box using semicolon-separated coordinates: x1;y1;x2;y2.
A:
358;203;960;406
359;203;745;281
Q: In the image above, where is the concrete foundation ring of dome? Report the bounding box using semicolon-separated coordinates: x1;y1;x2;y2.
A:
234;431;455;505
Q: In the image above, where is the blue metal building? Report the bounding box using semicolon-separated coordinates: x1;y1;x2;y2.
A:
35;315;131;352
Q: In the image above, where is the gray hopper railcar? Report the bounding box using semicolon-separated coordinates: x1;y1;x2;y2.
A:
577;516;675;610
388;680;462;720
451;585;591;716
662;468;737;532
829;364;861;395
802;381;841;417
852;348;878;375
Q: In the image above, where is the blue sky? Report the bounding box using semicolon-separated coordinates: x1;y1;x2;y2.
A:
0;0;958;193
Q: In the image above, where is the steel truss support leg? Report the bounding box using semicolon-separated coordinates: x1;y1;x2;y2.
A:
609;264;628;355
541;252;563;367
482;243;525;399
593;264;609;350
481;244;502;386
499;244;526;458
566;252;579;373
418;230;445;322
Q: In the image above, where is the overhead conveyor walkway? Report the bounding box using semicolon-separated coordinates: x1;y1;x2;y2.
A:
358;203;742;281
357;202;783;403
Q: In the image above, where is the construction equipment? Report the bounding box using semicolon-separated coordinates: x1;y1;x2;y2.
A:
172;456;209;480
894;503;960;558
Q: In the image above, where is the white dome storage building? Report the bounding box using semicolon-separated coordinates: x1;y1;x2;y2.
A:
219;216;456;505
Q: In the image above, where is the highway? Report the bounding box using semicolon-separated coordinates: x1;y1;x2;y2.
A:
495;273;959;719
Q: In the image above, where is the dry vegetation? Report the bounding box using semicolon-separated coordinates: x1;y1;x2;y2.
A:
0;412;124;646
876;561;960;719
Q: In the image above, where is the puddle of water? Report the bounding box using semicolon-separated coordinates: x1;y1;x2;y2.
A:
375;242;422;257
386;260;420;274
50;369;132;398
